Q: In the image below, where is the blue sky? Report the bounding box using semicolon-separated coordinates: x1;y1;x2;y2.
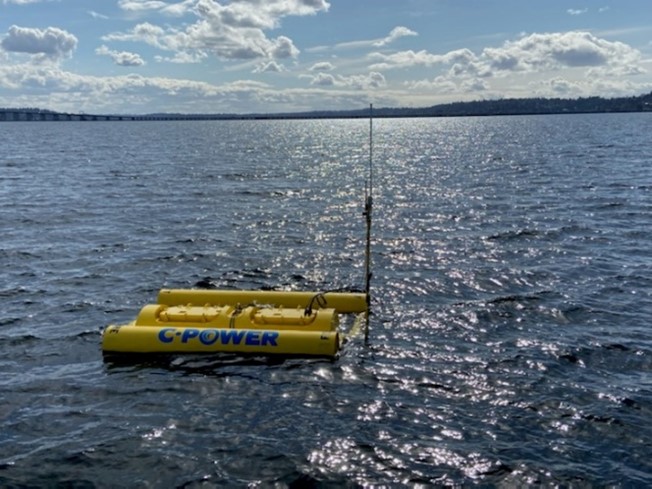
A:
1;0;651;114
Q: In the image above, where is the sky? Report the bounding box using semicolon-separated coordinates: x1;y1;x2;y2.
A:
1;0;651;115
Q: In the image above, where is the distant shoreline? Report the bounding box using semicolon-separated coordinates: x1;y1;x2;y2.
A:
2;91;651;122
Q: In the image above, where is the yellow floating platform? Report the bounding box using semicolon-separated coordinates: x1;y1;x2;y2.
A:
102;289;367;357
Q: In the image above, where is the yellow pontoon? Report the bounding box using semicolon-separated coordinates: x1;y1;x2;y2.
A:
102;289;368;357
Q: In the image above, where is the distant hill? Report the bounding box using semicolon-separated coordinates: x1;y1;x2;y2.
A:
2;91;652;121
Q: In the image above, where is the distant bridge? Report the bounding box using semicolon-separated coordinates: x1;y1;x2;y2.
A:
0;110;222;122
0;109;371;122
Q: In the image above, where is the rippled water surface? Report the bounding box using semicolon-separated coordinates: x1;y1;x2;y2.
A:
1;114;651;486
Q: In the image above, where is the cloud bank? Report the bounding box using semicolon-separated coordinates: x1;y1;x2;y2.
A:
0;0;650;114
1;25;77;61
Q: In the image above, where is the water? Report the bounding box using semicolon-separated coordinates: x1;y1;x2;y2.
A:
1;114;651;486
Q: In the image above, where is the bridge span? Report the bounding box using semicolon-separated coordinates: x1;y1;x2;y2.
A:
0;110;213;122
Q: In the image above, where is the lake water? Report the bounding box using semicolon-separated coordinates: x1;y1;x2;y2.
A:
1;114;651;486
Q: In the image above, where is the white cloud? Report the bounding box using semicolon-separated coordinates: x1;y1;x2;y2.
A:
460;77;488;92
253;60;284;73
155;51;207;63
405;76;457;94
351;71;385;89
483;31;642;72
96;45;146;66
310;72;335;86
373;26;417;47
1;25;78;61
544;77;582;95
118;0;170;13
104;0;327;63
372;31;643;78
309;61;334;71
405;74;486;95
0;61;282;112
389;31;648;104
305;71;385;89
369;49;443;70
102;22;167;47
310;25;418;53
88;10;109;20
118;0;195;17
567;8;588;16
271;36;300;59
528;73;644;100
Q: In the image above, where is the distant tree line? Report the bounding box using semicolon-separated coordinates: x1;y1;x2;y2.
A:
376;91;652;117
2;91;652;121
299;91;652;118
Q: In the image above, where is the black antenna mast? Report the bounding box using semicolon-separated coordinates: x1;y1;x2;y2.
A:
363;104;374;338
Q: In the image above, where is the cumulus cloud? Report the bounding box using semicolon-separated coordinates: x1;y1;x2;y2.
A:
271;36;300;58
391;31;647;102
369;47;489;79
544;77;582;95
310;72;335;86
96;45;146;66
372;31;643;78
369;49;442;70
253;60;284;73
406;76;457;94
0;61;279;112
460;77;488;92
309;61;334;71
309;25;418;53
373;26;417;47
406;75;486;95
102;22;166;47
483;31;642;72
351;71;386;89
1;25;78;60
567;8;588;15
305;71;385;89
105;0;327;63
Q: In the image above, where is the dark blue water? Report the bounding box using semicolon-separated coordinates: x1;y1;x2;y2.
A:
1;114;651;486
